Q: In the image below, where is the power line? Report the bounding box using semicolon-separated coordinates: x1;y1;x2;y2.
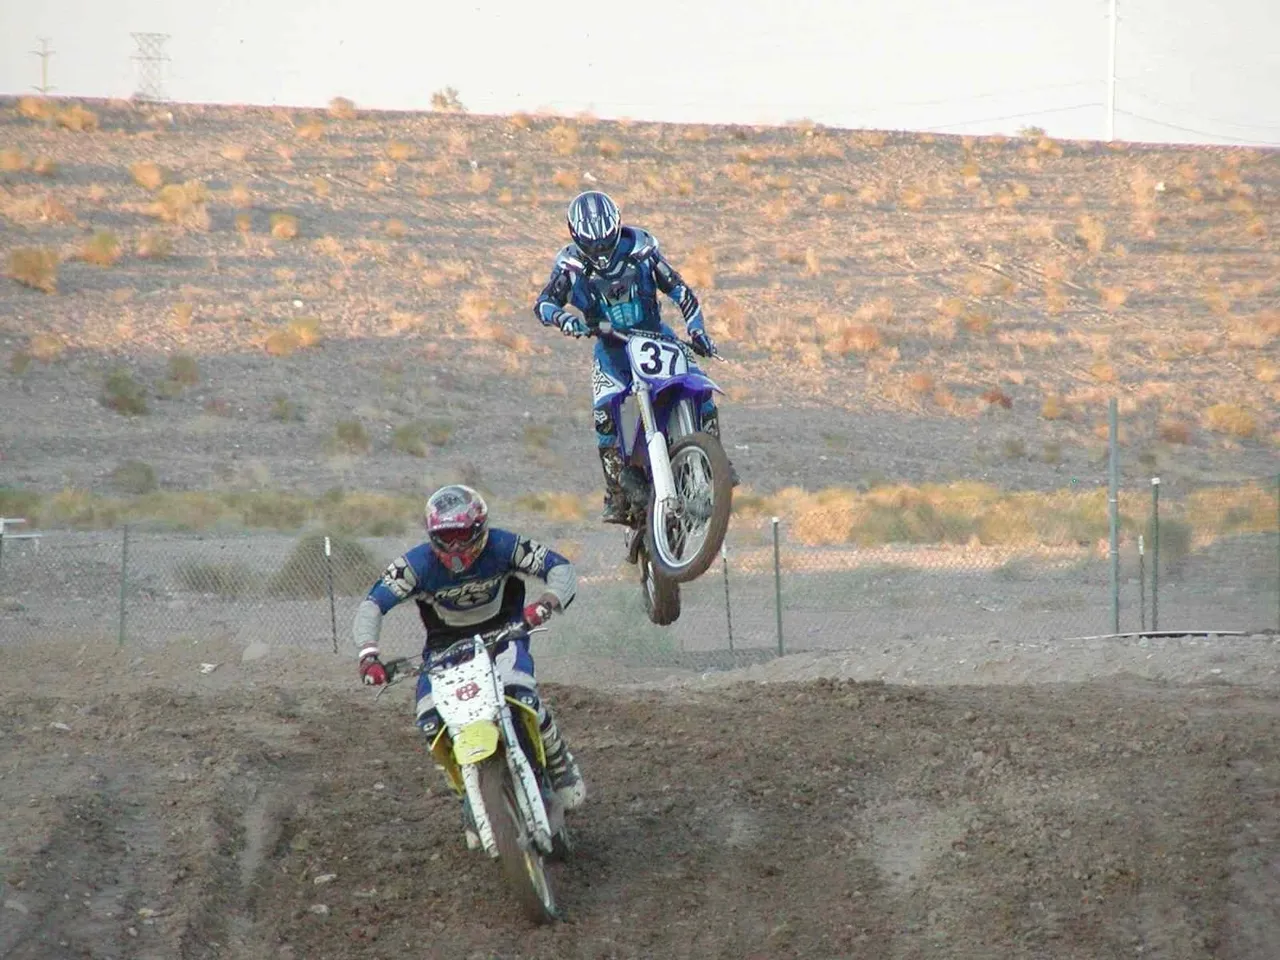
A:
550;81;1104;119
925;102;1104;132
1121;86;1280;132
854;80;1102;112
1114;108;1280;147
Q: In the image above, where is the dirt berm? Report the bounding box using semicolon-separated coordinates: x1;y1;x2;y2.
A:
1;638;1278;960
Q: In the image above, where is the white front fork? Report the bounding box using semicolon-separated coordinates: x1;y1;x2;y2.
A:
501;708;554;850
461;763;496;854
637;384;676;504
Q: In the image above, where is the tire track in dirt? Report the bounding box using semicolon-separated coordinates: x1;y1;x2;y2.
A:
0;771;174;960
176;771;307;960
5;653;1280;959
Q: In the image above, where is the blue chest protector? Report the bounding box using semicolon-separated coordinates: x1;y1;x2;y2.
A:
578;248;663;333
366;529;570;649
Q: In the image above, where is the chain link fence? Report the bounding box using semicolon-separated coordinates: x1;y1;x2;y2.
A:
3;476;1275;674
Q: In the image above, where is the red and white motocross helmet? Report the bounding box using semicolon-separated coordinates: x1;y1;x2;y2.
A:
425;484;489;573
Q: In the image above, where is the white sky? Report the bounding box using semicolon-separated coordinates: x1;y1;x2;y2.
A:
2;0;1277;145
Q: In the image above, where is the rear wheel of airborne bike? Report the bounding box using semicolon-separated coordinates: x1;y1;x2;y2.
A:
648;432;734;583
638;540;681;625
476;754;558;925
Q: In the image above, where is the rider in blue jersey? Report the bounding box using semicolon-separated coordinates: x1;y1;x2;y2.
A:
353;485;584;845
533;190;737;524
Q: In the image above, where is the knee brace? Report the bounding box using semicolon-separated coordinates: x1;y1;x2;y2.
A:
700;399;720;437
417;708;443;737
594;407;616;446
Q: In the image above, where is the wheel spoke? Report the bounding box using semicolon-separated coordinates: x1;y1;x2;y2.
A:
653;445;717;570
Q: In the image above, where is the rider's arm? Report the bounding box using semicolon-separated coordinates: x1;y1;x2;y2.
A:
533;246;592;328
352;545;431;658
649;238;707;336
503;532;577;611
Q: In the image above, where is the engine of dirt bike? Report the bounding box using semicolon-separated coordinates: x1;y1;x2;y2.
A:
618;463;653;529
613;390;707;532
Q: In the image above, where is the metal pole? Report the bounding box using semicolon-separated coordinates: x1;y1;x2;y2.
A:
771;517;784;657
0;518;31;593
31;38;56;95
1138;534;1145;632
1108;398;1120;635
325;535;338;655
721;543;734;652
1275;473;1279;635
1106;0;1118;141
118;524;130;647
1150;478;1160;631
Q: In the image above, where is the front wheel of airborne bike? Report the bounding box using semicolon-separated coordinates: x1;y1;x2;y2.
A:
648;432;734;584
638;541;681;625
476;755;558;925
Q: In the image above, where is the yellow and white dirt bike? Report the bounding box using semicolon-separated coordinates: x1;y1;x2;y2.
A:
380;622;571;925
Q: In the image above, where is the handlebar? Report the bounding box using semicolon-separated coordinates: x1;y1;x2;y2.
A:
590;321;726;362
377;622;544;692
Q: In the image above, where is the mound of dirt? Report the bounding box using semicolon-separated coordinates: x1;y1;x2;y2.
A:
2;640;1278;959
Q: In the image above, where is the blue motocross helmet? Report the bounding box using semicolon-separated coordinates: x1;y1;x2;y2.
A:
567;190;621;270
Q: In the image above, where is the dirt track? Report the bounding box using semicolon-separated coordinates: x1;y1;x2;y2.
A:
3;638;1279;960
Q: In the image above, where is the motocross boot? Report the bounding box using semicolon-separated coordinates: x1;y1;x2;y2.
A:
598;446;629;525
540;708;586;810
701;409;741;488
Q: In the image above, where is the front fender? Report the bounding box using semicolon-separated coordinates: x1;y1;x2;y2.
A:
647;371;724;400
452;719;500;765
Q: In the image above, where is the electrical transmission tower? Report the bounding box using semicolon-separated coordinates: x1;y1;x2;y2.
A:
131;33;170;102
31;38;56;96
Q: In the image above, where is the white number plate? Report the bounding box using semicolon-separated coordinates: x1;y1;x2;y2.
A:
627;337;688;379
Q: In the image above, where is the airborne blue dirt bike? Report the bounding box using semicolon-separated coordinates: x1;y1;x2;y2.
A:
590;321;735;625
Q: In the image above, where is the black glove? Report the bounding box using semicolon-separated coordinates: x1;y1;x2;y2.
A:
690;329;716;357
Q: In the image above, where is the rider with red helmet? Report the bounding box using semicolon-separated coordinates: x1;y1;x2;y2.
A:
354;485;585;842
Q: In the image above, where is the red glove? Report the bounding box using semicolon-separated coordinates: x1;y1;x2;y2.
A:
359;649;388;686
523;594;560;629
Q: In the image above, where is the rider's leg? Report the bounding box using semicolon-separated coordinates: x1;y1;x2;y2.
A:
595;412;628;524
495;636;586;810
415;673;481;849
592;342;631;524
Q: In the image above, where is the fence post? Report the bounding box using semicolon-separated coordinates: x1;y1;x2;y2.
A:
721;543;734;652
1275;473;1279;635
1150;478;1160;632
118;523;130;647
1108;397;1120;635
771;517;784;657
325;535;338;655
1138;534;1145;632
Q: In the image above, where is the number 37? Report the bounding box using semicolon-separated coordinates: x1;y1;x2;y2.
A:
636;340;685;376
